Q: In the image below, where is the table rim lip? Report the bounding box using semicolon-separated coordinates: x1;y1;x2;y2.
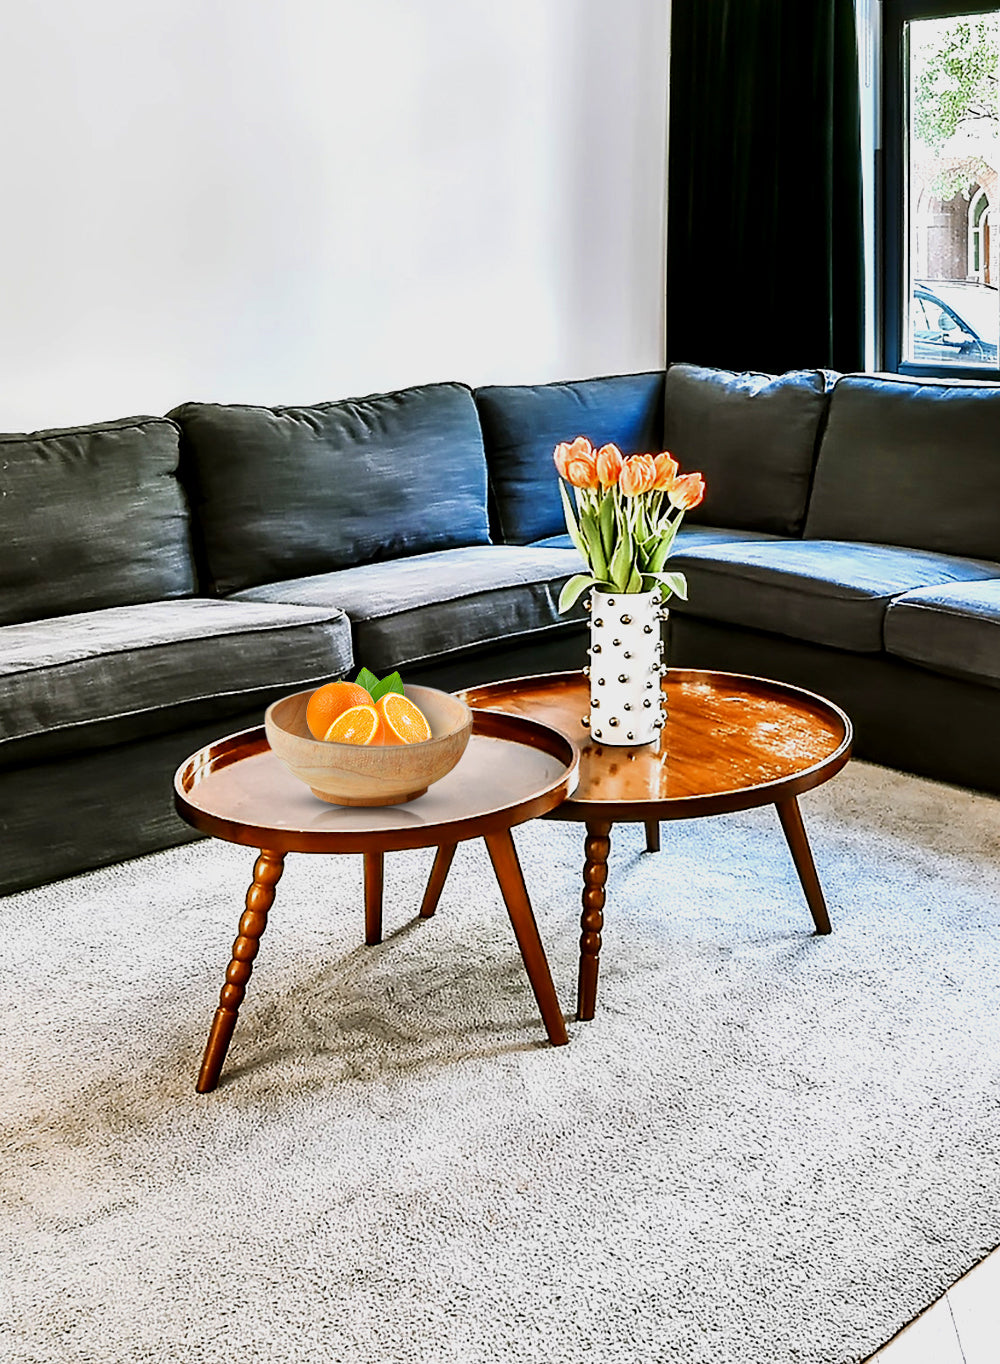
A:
460;666;855;820
173;707;580;853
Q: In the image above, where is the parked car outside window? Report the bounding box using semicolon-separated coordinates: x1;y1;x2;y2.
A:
910;280;999;366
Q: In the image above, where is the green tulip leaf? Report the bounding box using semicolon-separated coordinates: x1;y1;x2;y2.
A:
609;531;634;592
579;508;608;581
648;569;688;601
598;493;616;560
558;572;596;614
558;481;588;560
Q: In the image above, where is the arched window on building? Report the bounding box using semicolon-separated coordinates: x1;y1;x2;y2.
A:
969;187;991;283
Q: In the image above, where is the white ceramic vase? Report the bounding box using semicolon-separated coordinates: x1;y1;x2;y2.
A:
585;586;667;745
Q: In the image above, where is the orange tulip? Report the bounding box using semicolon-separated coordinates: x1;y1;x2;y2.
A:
566;455;599;487
652;452;679;491
619;453;657;496
668;471;706;510
595;443;624;488
553;437;598;488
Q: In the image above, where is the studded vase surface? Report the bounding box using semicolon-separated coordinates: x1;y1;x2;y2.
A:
586;587;666;746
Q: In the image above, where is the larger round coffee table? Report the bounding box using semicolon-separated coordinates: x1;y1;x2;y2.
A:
459;670;853;1021
174;708;578;1091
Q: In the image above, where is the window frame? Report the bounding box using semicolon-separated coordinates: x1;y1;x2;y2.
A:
880;0;1000;378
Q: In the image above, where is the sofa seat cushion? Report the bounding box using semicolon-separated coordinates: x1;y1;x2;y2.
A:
885;580;1000;688
0;416;195;627
0;599;353;763
475;373;665;545
805;375;1000;560
668;539;1000;652
530;525;780;554
663;364;835;535
170;383;491;596
233;545;588;672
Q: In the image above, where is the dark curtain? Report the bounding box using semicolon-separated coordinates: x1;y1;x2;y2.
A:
667;0;864;374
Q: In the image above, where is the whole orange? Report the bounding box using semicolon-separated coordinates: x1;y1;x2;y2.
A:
306;680;374;740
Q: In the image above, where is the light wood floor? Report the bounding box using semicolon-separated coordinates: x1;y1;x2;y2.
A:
864;1245;1000;1362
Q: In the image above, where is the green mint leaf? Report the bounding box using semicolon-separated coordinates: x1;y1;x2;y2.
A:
370;670;405;702
354;666;381;698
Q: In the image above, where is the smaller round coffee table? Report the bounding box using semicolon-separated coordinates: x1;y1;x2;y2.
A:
460;670;853;1021
174;709;578;1092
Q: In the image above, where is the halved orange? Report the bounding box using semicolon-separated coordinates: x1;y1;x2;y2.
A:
375;692;432;745
307;681;374;739
322;704;383;745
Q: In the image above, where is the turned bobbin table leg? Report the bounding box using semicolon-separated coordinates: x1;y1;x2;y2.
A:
196;848;285;1093
577;819;612;1021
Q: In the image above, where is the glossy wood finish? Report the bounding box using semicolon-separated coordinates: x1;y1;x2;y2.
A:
364;851;383;945
461;670;852;819
578;821;612;1021
176;709;579;1090
419;843;456;920
775;796;832;935
461;670;853;1020
197;849;284;1093
175;709;577;854
484;829;568;1047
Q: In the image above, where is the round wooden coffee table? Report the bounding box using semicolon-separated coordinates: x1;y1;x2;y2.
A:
174;709;578;1091
460;670;853;1021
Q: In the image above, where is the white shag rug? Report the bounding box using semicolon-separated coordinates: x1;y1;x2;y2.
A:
2;759;1000;1364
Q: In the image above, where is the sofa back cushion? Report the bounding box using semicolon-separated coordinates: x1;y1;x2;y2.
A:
0;416;195;627
662;364;835;535
475;372;665;544
805;374;1000;560
171;383;491;596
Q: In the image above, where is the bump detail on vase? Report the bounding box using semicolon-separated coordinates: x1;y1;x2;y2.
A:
588;586;665;745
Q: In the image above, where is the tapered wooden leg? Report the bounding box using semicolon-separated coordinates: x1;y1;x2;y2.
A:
483;830;568;1047
364;850;384;945
775;797;832;935
644;819;660;853
420;843;457;919
577;819;613;1021
197;849;284;1093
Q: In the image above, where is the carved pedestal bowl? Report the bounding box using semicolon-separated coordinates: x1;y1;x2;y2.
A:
265;684;473;806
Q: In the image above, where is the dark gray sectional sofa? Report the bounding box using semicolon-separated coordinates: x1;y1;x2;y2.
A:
3;363;999;896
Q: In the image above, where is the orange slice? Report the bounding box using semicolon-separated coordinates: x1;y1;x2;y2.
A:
323;704;383;745
307;681;374;740
375;692;432;745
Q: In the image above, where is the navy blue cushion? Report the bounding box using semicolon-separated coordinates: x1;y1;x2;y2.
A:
171;384;491;596
663;364;835;535
885;580;1000;688
234;545;587;672
806;375;1000;560
669;538;1000;652
475;372;665;545
0;416;195;627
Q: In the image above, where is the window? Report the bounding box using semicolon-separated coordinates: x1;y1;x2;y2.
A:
881;1;1000;375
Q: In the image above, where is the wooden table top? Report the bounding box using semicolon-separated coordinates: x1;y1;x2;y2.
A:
460;669;853;821
174;709;579;854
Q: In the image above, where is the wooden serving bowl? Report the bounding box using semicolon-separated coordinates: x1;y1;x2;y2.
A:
264;684;473;806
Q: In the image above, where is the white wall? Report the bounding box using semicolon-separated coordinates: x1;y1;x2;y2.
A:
0;0;669;431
